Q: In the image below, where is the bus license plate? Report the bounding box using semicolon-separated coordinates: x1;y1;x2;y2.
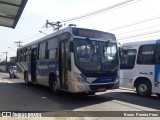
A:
98;87;106;92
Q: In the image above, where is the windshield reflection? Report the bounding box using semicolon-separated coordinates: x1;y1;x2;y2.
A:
74;38;118;72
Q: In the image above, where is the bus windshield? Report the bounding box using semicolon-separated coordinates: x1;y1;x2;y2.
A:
74;38;118;72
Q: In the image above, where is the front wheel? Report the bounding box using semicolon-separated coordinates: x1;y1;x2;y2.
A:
156;93;160;98
87;91;96;95
136;81;151;97
50;77;61;95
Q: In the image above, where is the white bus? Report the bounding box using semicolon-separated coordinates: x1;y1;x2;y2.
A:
16;26;119;95
120;39;160;97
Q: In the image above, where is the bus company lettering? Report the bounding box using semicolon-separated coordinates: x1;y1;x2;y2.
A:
49;64;56;68
38;64;56;70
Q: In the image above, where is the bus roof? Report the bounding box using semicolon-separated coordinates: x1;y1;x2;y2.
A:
122;39;160;47
18;26;115;50
18;26;73;50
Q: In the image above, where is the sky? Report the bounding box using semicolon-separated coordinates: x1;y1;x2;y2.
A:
1;0;160;61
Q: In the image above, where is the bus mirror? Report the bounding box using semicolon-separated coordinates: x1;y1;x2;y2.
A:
105;40;110;46
119;47;123;63
118;42;122;62
69;41;74;52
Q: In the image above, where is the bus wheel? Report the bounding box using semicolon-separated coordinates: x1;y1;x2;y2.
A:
51;79;60;95
136;81;151;97
156;93;160;98
87;91;96;95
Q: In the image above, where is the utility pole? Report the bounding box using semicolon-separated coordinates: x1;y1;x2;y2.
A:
45;20;62;31
15;41;22;47
2;52;8;62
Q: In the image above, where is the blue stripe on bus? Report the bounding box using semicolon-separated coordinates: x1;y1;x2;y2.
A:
92;76;117;83
37;60;59;76
154;66;159;87
80;73;117;84
154;40;160;87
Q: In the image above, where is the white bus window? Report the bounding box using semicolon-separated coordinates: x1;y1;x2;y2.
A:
47;48;57;59
38;42;46;59
137;44;155;64
120;49;136;69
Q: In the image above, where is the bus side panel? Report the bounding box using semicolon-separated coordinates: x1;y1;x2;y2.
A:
119;69;135;89
36;60;58;86
153;41;160;93
133;64;154;88
120;64;154;90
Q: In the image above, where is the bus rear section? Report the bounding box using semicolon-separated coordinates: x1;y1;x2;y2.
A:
120;40;160;97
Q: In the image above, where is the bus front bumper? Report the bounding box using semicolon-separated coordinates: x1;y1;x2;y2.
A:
68;80;119;93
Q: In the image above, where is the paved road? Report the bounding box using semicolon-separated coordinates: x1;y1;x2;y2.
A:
0;72;160;120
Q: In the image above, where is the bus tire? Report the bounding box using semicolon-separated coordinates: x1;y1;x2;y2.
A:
50;76;60;95
87;91;96;95
156;93;160;98
24;73;30;86
136;80;151;97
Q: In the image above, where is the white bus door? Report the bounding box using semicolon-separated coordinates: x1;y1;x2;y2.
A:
59;40;68;90
120;49;137;89
31;48;37;82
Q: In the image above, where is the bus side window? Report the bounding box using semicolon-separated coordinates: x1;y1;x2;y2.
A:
38;42;46;59
137;44;155;65
47;38;58;60
48;48;57;60
120;49;136;69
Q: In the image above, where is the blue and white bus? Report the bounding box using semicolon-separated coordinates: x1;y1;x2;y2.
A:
16;26;119;94
120;39;160;97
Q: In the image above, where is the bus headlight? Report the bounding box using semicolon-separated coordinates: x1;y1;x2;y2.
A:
74;72;84;83
116;73;120;82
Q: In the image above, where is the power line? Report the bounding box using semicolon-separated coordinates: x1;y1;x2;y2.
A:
60;0;139;23
2;52;8;62
118;34;160;43
118;29;160;41
6;0;142;52
108;14;160;31
124;34;160;41
21;26;53;43
116;24;160;35
13;0;142;46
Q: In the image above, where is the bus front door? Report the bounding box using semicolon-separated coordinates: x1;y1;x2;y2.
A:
31;48;37;82
59;40;68;90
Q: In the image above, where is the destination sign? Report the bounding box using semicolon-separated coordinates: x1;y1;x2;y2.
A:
72;28;116;40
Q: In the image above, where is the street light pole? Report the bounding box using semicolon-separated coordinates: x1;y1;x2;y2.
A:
8;47;16;52
2;52;8;62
